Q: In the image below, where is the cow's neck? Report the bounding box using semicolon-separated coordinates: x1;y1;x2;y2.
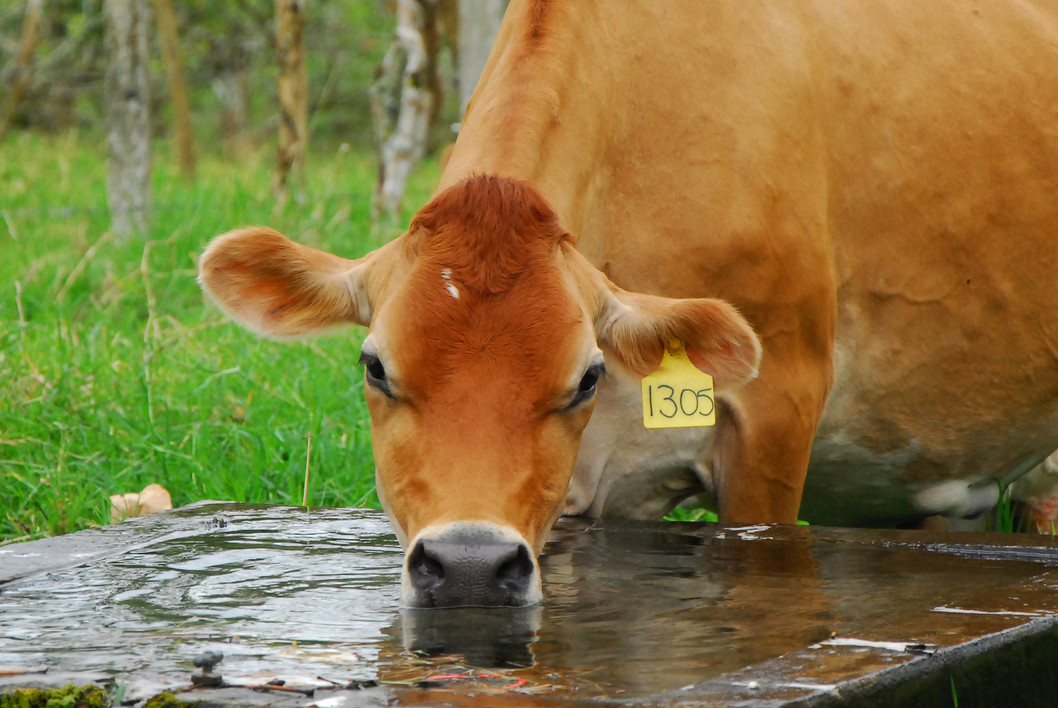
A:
436;1;614;241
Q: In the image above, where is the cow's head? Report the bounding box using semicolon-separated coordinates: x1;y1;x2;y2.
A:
199;175;761;607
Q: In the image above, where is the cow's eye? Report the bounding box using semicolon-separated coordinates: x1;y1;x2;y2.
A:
569;362;605;408
359;350;393;398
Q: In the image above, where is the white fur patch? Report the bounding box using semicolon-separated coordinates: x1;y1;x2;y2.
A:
441;268;460;299
912;479;1000;518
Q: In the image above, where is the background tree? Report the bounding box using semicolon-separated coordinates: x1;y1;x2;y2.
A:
153;0;195;180
371;0;505;221
1;2;397;150
1;1;491;221
0;0;44;141
456;0;503;119
0;2;105;133
103;0;151;239
273;0;308;199
371;0;441;221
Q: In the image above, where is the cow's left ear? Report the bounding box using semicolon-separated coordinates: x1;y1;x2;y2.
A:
199;227;389;338
593;281;762;390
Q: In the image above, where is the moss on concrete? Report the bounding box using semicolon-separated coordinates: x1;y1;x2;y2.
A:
0;684;110;708
141;693;184;708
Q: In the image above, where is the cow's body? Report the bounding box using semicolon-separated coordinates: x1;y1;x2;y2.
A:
442;0;1058;527
200;1;1058;605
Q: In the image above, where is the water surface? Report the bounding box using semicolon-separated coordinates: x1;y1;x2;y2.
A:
2;503;1058;702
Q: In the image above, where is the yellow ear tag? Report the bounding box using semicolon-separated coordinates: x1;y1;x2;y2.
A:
642;339;716;429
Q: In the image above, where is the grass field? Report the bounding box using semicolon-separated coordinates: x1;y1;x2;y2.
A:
1;130;440;542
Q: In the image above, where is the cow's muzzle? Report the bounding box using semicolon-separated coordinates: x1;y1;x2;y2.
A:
401;523;541;608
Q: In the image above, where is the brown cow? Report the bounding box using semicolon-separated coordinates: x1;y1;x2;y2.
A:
200;0;1058;606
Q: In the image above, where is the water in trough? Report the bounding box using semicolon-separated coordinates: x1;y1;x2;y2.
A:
2;502;1058;705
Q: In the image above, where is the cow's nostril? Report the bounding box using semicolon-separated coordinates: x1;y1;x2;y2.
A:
496;543;534;596
408;540;445;591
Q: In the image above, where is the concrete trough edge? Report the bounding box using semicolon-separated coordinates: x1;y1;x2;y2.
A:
793;612;1058;707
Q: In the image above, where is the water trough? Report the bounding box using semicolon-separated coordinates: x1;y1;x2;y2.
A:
2;502;1058;706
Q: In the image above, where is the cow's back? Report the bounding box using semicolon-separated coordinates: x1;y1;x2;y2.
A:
440;0;1058;525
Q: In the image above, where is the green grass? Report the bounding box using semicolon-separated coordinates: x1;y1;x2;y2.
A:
665;506;720;523
991;484;1022;533
0;130;440;542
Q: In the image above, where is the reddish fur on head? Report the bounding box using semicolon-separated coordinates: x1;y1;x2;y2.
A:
410;174;572;296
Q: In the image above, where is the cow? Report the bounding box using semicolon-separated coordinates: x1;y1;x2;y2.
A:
199;0;1058;607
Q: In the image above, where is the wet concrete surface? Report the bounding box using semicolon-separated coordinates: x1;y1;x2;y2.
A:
2;502;1058;706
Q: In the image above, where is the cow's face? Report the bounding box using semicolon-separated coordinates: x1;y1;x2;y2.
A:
199;176;761;608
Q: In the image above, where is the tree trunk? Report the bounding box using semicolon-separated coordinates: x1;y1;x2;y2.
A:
371;0;441;222
0;0;45;141
212;64;251;157
154;0;195;180
456;0;504;120
274;0;308;200
104;0;152;240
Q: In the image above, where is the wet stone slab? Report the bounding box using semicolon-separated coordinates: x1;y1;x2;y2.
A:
2;502;1058;706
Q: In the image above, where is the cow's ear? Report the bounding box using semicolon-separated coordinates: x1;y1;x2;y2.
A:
198;227;379;338
594;285;762;390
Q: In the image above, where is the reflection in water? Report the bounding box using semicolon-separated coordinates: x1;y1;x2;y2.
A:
378;520;834;694
535;520;834;693
396;606;541;668
2;504;1058;701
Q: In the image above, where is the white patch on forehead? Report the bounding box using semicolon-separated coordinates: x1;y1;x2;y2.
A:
441;267;460;299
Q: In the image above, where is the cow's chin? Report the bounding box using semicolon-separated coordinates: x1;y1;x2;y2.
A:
399;522;543;608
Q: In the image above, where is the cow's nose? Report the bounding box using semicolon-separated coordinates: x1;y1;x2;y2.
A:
402;523;540;608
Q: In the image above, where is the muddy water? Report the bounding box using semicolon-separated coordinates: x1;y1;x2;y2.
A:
2;504;1058;700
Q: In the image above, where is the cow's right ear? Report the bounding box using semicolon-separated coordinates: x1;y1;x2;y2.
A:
594;286;762;391
562;245;762;390
198;227;382;338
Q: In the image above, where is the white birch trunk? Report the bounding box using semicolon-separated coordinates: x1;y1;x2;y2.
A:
104;0;152;240
457;0;504;120
372;0;437;221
